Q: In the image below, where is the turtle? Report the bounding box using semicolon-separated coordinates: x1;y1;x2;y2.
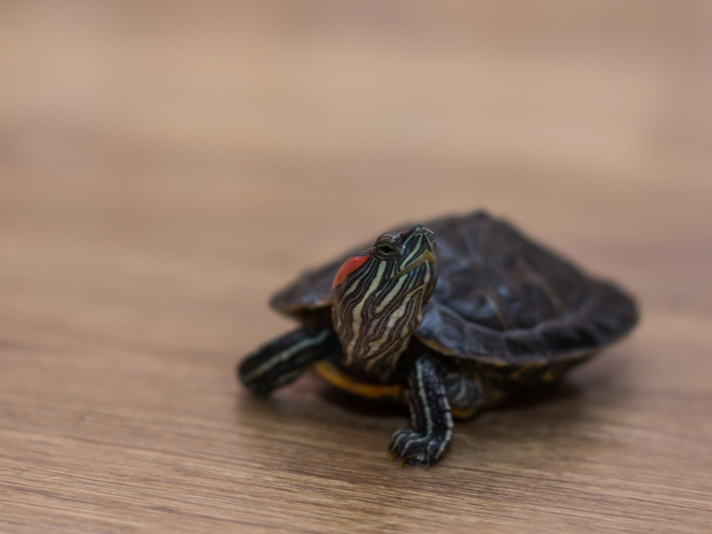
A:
238;211;638;466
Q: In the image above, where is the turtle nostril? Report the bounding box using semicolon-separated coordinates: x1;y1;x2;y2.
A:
419;228;436;249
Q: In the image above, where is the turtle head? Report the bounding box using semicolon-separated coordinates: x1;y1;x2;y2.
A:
331;225;438;375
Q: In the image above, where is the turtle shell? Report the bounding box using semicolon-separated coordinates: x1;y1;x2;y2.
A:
271;211;638;367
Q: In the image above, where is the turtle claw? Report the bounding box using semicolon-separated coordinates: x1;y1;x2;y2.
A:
388;428;448;467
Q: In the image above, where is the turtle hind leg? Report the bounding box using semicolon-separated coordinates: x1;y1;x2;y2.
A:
238;325;338;397
389;355;453;466
442;360;488;419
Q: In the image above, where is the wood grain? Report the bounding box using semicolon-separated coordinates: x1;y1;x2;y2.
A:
1;1;711;532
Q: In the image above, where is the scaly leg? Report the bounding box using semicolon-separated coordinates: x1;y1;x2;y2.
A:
389;355;453;466
238;326;338;397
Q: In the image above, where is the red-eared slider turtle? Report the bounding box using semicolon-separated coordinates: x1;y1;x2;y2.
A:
238;211;637;466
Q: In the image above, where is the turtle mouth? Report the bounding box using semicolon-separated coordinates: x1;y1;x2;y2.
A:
395;248;436;279
391;228;437;280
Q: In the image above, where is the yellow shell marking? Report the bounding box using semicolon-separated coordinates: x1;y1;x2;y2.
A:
314;360;485;419
314;360;403;400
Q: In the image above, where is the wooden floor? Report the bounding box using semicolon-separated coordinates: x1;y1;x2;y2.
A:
1;2;711;532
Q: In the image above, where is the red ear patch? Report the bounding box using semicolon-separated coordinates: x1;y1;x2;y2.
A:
333;254;370;288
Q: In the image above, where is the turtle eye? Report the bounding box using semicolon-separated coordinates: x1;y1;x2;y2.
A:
376;242;396;257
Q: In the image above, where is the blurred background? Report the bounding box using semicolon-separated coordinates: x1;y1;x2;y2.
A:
2;2;712;532
2;1;710;356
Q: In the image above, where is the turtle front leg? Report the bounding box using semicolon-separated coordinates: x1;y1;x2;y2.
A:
389;355;453;466
238;325;338;397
